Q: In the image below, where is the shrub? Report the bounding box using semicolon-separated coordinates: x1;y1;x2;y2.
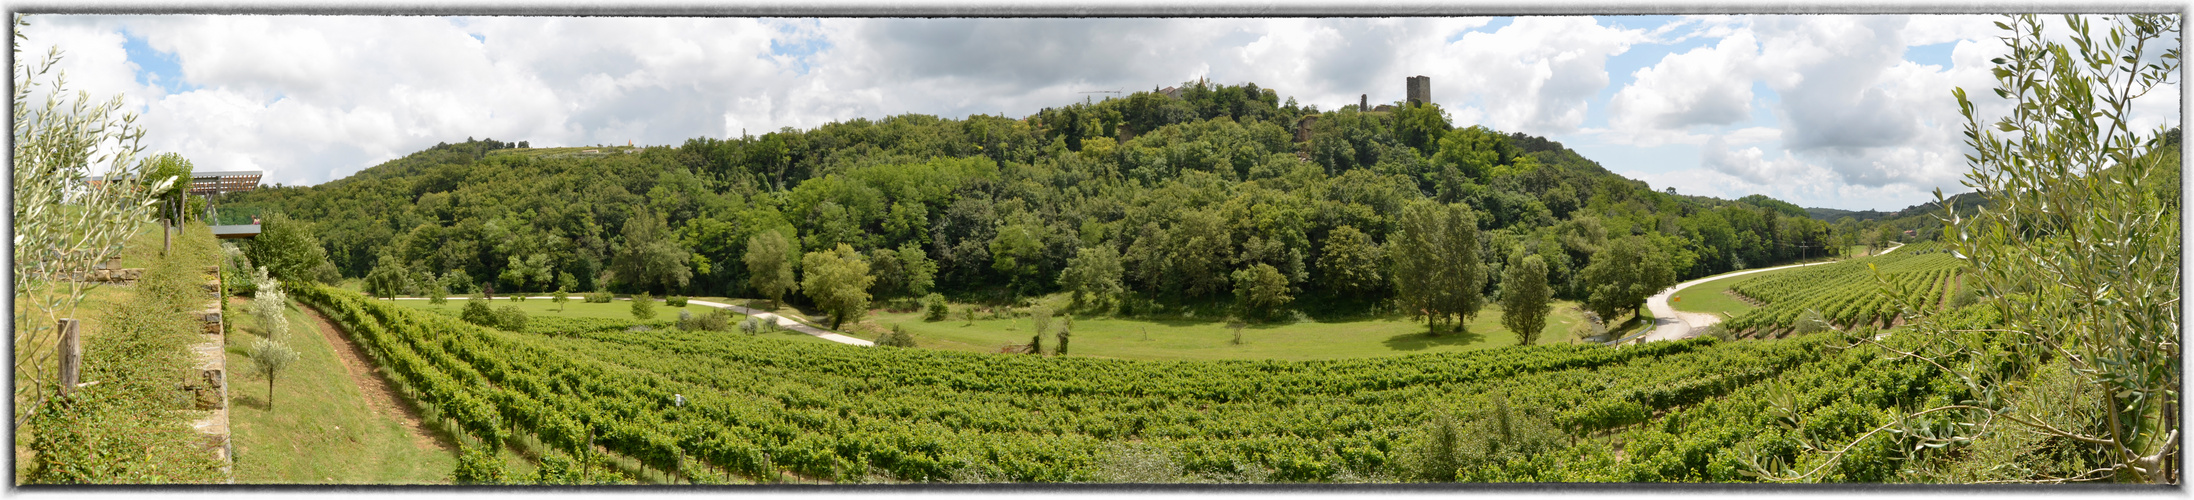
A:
666;295;688;307
460;299;497;328
693;309;733;332
631;292;656;320
451;444;509;484
878;324;918;348
495;306;529;332
584;291;615;303
739;317;761;335
923;293;949;321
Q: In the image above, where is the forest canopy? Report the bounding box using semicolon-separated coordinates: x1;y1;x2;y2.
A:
223;80;1865;317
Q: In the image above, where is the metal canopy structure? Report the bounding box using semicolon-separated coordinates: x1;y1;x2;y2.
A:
209;224;261;239
87;169;263;196
188;170;262;196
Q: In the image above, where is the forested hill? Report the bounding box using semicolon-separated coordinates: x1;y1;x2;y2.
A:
221;80;1863;313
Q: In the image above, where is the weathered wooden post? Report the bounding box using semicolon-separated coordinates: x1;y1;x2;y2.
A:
57;319;81;398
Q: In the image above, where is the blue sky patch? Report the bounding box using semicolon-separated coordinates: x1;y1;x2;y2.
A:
1447;17;1511;43
1903;42;1955;69
122;31;195;95
769;20;831;75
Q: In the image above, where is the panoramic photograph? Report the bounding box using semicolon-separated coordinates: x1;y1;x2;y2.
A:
9;12;2182;487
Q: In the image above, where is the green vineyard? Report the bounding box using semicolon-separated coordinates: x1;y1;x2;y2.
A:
1721;244;1964;335
293;281;1992;483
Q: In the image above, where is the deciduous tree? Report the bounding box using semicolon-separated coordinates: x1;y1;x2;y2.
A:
744;230;798;309
1580;235;1674;325
1499;253;1551;345
1391;201;1486;335
801;243;874;329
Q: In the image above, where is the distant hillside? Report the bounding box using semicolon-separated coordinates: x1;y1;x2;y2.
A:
1805;190;1988;222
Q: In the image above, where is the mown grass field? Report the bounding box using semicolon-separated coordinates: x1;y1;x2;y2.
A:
859;300;1593;361
1669;274;1763;318
387;297;838;345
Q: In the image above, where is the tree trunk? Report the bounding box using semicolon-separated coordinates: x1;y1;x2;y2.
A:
267;375;276;410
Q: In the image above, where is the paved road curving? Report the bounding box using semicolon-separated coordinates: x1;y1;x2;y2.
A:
391;296;875;347
686;299;875;346
1609;243;1906;346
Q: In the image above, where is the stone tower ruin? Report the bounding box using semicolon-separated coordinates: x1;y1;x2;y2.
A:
1406;76;1430;108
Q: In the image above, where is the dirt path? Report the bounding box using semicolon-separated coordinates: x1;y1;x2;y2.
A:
293;300;455;452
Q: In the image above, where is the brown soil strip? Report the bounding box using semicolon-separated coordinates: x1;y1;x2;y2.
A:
290;299;456;453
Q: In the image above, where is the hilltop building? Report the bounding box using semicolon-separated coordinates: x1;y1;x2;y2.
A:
1406;75;1431;108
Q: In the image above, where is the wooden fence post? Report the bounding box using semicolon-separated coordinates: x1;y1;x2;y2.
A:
58;319;81;398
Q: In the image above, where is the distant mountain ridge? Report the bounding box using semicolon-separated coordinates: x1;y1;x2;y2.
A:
1805;190;1988;222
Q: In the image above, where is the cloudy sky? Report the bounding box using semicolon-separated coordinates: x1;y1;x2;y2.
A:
19;14;2180;211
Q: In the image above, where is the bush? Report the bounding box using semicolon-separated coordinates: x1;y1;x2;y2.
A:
666;295;688;307
451;444;509;484
690;309;733;332
460;299;497;328
584;291;615;303
495;306;528;332
878;324;918;347
739;317;761;335
631;292;656;320
923;293;949;321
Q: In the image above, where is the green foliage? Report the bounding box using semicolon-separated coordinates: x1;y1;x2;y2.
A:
529;451;585;485
1391;200;1485;335
1927;14;2180;484
551;286;568;311
246;212;341;285
1230;263;1293;319
1058;245;1125;310
1720;246;1960;333
460;299;498;328
1057;315;1072;356
1500;254;1552;345
870;243;938;300
443;269;478;294
22;228;226;483
989;222;1047;294
1580;235;1674;322
612;207;691;294
247;338;300;409
922;293;950;321
140;152;194;222
744;230;798;309
495;305;530;332
302;279;1977;484
676;308;734;333
426;271;450;305
800;243;874;330
878;324;919;348
450;445;509;485
1316;225;1383;298
666;295;688;307
631;292;657;320
363;253;412;299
